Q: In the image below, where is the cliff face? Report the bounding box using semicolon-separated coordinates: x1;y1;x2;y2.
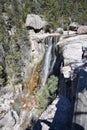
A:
1;1;87;130
0;0;47;87
0;2;48;129
33;33;87;130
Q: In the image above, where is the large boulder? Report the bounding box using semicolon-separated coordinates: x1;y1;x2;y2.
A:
77;26;87;34
25;14;47;31
69;22;79;31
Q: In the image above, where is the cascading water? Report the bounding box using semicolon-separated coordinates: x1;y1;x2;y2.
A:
41;35;59;86
42;45;52;86
41;37;53;86
50;56;56;73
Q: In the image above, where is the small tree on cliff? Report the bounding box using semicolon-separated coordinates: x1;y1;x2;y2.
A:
38;75;58;112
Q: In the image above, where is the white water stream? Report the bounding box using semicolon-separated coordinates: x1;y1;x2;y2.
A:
42;45;52;86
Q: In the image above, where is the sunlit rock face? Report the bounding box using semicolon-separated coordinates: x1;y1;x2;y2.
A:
26;14;47;31
58;35;87;78
77;26;87;34
29;30;45;65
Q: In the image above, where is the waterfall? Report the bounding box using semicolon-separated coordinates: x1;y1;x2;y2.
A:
42;45;52;86
41;35;59;86
50;56;56;73
41;37;53;86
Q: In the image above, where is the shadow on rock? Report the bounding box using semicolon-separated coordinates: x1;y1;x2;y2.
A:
33;95;73;130
72;123;84;130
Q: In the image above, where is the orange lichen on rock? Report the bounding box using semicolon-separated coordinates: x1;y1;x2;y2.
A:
20;95;39;111
24;61;43;96
20;60;44;111
29;65;41;94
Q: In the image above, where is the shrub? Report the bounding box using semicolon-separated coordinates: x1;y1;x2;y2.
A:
38;75;58;113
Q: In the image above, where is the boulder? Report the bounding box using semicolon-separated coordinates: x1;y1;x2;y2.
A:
69;22;79;31
55;28;63;34
77;26;87;34
25;14;47;31
61;66;71;78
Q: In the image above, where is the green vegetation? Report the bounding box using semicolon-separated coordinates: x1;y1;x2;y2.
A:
5;28;30;86
22;0;87;29
38;75;58;113
22;1;31;22
40;0;87;29
0;0;87;87
0;0;31;87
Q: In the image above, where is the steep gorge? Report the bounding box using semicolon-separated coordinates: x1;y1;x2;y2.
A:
0;1;87;129
33;34;87;130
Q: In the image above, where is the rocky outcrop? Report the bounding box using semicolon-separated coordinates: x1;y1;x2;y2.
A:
33;33;87;130
33;95;72;130
77;26;87;34
58;34;87;130
0;85;38;130
26;14;47;32
29;30;45;65
69;22;79;31
58;35;87;78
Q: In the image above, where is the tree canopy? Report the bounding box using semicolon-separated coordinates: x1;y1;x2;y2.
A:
26;0;87;29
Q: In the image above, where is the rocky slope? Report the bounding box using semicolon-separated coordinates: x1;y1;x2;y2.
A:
0;32;60;130
0;11;50;129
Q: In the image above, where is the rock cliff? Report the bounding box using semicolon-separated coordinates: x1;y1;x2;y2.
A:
33;32;87;130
